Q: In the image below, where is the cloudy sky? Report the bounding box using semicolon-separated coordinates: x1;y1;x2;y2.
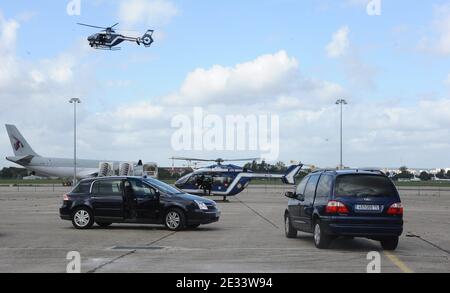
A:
1;0;450;169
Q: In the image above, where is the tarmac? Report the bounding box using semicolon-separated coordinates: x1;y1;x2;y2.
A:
0;185;449;273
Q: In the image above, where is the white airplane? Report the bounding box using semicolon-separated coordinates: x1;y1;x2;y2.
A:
4;124;157;179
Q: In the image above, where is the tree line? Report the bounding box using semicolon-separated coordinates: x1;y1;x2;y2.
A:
0;167;29;179
387;166;450;181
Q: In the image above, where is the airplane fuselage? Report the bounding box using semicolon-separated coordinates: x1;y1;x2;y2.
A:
6;156;116;179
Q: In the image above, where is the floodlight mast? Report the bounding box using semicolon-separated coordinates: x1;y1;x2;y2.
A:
69;98;81;185
336;99;348;170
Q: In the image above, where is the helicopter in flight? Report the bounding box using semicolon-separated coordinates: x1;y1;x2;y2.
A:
77;23;154;50
171;157;304;201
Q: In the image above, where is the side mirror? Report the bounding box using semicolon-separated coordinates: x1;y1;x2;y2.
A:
285;191;296;199
297;194;305;202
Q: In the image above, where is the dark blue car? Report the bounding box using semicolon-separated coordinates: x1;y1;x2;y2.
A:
60;176;220;231
284;170;403;250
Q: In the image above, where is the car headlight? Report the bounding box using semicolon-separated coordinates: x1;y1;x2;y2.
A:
194;200;209;211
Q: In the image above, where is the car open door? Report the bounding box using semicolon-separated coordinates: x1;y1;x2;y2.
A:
128;179;160;222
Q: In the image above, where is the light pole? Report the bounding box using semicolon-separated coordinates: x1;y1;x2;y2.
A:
69;98;81;185
336;99;348;170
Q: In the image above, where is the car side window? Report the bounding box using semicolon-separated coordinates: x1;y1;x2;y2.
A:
71;182;91;194
92;180;123;197
130;180;156;198
303;174;320;204
315;175;333;204
296;176;309;196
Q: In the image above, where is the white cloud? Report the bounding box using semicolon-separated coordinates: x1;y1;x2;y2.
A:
164;51;299;105
0;13;20;87
0;12;19;53
445;74;450;86
419;4;450;55
343;52;378;90
325;25;377;89
326;26;350;58
434;4;450;55
118;0;178;28
163;51;344;107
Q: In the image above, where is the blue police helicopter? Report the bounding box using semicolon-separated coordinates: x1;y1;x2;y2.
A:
171;157;304;201
77;23;154;50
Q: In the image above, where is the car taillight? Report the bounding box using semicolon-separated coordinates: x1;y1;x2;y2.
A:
63;194;70;201
326;201;349;214
387;203;403;215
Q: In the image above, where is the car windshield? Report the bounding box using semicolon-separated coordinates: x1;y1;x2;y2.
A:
335;175;397;198
144;178;184;195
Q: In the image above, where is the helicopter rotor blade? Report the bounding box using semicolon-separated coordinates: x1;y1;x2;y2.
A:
221;158;261;162
77;23;107;30
170;157;261;163
111;23;119;28
170;157;216;162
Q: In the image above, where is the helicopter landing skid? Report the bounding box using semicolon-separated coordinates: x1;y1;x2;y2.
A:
95;47;121;51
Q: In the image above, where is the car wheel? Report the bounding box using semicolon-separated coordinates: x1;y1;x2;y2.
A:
284;213;297;238
380;237;399;251
96;222;112;228
72;207;94;230
165;208;186;231
313;220;332;249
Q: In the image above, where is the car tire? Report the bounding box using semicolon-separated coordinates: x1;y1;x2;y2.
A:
72;207;94;230
284;213;297;238
313;220;332;249
165;208;186;231
380;237;399;251
96;222;112;228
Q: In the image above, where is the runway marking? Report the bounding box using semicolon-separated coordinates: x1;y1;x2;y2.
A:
87;250;136;273
88;232;177;273
384;251;414;273
234;197;279;229
407;233;450;255
145;231;177;246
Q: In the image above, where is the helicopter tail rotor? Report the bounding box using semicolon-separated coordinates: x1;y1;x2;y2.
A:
139;30;154;47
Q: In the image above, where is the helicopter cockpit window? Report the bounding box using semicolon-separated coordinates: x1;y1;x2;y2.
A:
177;174;191;185
188;175;199;184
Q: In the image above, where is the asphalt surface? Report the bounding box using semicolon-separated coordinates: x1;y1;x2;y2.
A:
0;185;449;273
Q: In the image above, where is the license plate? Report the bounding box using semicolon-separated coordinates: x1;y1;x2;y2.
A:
355;204;381;211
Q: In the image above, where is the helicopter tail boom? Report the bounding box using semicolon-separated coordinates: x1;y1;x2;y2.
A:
238;163;304;185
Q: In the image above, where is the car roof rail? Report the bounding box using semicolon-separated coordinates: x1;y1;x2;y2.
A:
344;168;386;175
360;169;385;175
311;168;338;174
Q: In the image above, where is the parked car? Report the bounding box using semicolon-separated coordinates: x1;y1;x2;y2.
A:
284;170;403;250
60;176;220;231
